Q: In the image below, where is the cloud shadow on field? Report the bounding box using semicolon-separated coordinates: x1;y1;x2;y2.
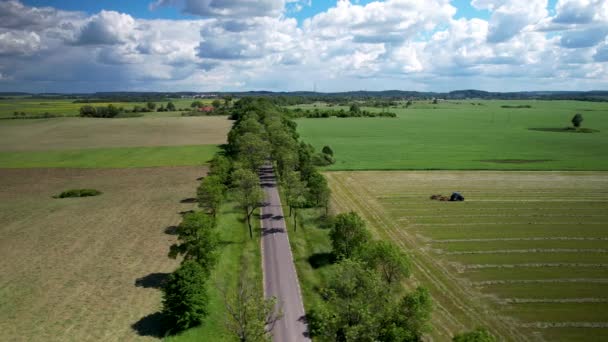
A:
308;252;336;269
135;272;170;289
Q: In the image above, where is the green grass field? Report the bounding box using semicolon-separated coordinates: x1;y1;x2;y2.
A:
0;116;232;168
0;145;220;168
295;100;608;171
327;170;608;341
0;97;211;118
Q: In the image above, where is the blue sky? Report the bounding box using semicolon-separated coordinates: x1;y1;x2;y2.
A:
22;0;558;22
1;0;607;92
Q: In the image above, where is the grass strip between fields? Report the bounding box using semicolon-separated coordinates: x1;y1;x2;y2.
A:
0;145;220;168
165;197;262;342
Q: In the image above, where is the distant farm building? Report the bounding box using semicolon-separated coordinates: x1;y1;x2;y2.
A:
198;106;215;113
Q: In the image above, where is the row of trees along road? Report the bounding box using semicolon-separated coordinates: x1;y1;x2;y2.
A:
160;97;494;341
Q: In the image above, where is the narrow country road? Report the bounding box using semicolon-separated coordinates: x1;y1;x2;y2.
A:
259;164;310;342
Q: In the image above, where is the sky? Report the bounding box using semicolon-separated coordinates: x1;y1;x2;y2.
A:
0;0;606;93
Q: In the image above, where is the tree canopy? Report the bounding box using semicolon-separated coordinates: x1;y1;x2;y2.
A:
162;260;210;331
330;211;371;260
168;211;219;272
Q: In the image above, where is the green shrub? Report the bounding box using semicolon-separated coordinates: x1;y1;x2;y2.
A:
54;189;102;198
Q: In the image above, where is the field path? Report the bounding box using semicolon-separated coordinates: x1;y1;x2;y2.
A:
259;164;310;342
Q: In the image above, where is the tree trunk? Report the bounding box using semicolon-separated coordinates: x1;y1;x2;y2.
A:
246;207;253;239
293;208;297;232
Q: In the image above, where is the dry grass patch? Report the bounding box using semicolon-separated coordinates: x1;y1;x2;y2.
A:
0;167;206;341
0;116;232;151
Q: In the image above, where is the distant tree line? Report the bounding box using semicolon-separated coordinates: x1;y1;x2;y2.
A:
78;101;186;118
288;104;397;119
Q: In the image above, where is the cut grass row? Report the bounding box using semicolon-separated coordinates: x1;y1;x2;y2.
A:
413;225;608;240
464;267;608;282
479;282;608;299
435;239;608;252
0;145;220;168
448;252;608;265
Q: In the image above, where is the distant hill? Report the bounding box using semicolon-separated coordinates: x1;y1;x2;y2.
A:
1;90;607;101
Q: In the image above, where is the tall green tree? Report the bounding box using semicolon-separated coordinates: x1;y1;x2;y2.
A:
307;171;330;214
212;99;222;109
223;277;282;342
380;287;433;341
330;211;371;259
169;212;219;272
237;132;271;172
365;240;411;285
147;102;156;111
286;174;307;232
162;260;210;331
314;259;388;341
197;175;226;218
166;101;176;111
232;168;264;238
209;155;232;184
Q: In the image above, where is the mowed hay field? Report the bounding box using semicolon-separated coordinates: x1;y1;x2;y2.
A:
296;100;608;171
327;171;608;341
0;116;232;168
0;167;205;341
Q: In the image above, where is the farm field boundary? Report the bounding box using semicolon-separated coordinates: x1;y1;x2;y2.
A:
326;170;608;341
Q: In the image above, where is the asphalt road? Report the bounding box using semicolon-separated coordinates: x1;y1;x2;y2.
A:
259;164;310;342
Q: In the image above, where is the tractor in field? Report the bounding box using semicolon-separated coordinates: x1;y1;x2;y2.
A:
430;192;464;201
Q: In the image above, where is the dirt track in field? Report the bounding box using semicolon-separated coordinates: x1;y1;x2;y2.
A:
0;167;205;341
0;116;232;151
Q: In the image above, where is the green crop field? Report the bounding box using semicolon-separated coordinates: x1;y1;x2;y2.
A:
0;116;231;168
0;97;212;118
327;170;608;341
295;100;608;171
0;145;220;168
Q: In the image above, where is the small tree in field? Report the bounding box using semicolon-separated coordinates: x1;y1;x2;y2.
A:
572;113;583;128
162;260;210;331
322;145;334;156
